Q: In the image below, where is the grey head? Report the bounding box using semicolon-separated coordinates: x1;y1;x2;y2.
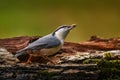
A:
52;24;76;41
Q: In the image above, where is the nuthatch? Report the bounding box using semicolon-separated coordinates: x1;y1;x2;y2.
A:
15;24;76;63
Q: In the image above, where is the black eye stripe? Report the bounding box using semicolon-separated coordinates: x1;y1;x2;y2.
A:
52;25;69;36
55;26;68;31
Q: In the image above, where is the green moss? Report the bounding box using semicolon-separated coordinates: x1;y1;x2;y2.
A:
83;59;101;64
103;52;113;60
38;70;58;77
97;59;120;80
98;59;120;68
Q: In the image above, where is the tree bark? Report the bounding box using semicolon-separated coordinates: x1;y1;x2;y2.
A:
0;36;120;80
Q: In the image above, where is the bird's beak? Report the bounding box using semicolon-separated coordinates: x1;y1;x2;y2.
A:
69;24;76;30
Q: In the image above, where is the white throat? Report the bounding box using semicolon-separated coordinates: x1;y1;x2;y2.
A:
54;30;69;43
55;32;65;41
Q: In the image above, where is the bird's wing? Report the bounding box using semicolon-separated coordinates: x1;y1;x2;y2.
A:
15;34;61;58
17;35;61;52
16;43;46;53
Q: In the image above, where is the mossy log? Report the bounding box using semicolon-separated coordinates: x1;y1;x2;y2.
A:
0;36;120;80
0;36;120;62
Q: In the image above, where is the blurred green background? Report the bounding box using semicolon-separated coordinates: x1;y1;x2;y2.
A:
0;0;120;42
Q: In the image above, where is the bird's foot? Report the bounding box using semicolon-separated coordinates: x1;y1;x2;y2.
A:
41;56;57;65
26;59;32;64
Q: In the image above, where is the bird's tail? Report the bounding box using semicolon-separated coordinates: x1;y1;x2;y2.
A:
14;51;25;58
14;50;30;62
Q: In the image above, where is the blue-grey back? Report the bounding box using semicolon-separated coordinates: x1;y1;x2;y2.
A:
18;34;61;52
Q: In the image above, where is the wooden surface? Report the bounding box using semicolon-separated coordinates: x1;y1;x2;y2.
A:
0;36;120;80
